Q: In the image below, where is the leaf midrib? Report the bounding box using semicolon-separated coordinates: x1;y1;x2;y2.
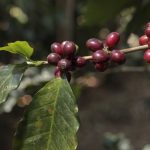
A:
46;79;61;150
0;73;12;103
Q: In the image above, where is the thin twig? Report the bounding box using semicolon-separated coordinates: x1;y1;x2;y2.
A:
27;44;149;65
83;44;149;60
121;45;148;53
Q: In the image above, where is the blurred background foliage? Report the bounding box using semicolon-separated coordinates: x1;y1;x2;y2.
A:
0;0;149;62
0;0;150;150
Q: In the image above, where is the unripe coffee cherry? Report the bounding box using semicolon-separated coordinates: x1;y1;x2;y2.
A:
47;53;61;65
86;38;103;52
106;32;120;49
95;63;107;72
76;57;86;67
51;42;63;55
92;50;109;63
139;35;149;45
144;49;150;63
111;50;125;64
145;27;150;38
63;41;76;56
58;59;71;71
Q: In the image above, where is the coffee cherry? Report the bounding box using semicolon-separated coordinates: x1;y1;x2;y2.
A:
106;32;120;49
76;56;86;67
146;22;150;28
63;41;76;56
111;50;125;64
144;49;150;63
51;42;63;55
139;35;149;45
58;59;71;71
47;53;61;65
54;67;62;78
61;41;69;49
95;63;107;72
148;41;150;48
86;38;103;52
145;27;150;38
92;50;109;63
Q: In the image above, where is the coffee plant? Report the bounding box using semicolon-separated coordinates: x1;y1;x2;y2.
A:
0;22;150;150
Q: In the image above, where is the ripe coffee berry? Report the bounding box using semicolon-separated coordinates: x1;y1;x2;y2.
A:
63;41;76;56
145;27;150;38
47;53;61;65
76;57;86;67
92;50;109;63
139;35;149;45
95;63;107;72
58;59;71;71
54;67;62;78
146;22;150;28
61;41;69;49
51;42;63;55
111;50;125;64
148;41;150;48
86;38;103;52
144;49;150;63
106;32;120;49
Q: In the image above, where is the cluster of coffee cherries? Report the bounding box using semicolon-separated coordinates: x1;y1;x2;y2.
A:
47;41;86;81
139;22;150;62
47;32;126;81
86;32;125;71
47;22;150;81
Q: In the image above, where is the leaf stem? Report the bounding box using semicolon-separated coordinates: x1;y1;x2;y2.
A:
26;60;48;66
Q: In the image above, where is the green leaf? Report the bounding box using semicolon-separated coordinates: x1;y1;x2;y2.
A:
0;41;34;59
14;78;79;150
0;64;27;105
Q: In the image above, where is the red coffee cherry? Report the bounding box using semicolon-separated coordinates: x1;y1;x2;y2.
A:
95;63;108;72
51;42;63;55
47;53;61;65
92;50;109;63
145;27;150;38
61;41;69;49
139;35;149;45
144;49;150;63
63;41;76;56
54;66;62;78
58;59;71;71
86;38;103;52
146;22;150;28
148;41;150;48
106;32;120;49
76;57;86;67
111;50;125;64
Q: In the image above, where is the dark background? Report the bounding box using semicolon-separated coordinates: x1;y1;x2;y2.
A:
0;0;150;150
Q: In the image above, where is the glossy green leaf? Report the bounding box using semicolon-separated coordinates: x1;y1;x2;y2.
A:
14;78;79;150
0;41;34;59
0;64;27;105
